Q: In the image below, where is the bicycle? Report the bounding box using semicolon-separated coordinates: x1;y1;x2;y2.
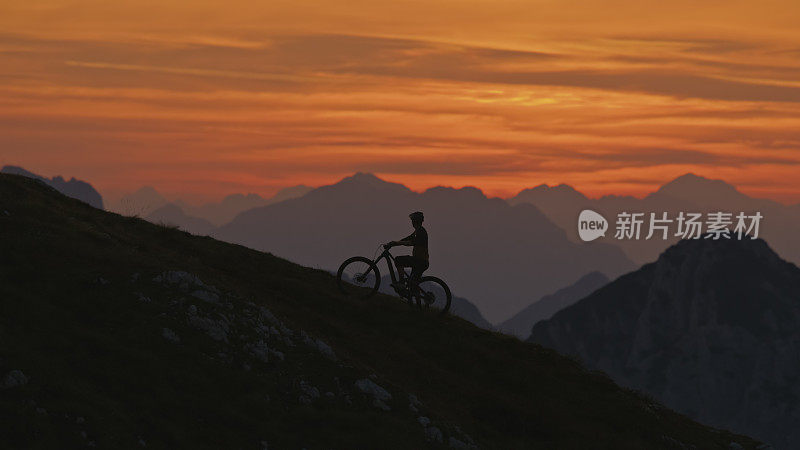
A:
336;245;452;315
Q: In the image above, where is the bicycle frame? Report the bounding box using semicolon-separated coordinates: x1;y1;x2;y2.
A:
372;249;405;286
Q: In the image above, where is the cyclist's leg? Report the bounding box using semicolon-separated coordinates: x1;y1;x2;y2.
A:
409;258;429;295
392;256;414;297
394;255;412;281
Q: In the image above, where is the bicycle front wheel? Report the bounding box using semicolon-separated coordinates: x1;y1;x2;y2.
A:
416;276;451;315
337;256;381;299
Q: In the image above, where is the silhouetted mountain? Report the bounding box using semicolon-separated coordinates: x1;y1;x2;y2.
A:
215;173;635;322
529;238;800;449
0;172;761;448
146;203;215;235
499;271;608;339
1;165;104;209
111;186;168;217
647;173;761;208
510;173;800;266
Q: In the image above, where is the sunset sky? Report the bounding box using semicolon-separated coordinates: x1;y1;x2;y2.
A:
2;0;800;204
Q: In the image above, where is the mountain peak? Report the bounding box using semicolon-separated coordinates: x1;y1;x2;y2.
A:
656;236;783;270
651;173;744;202
510;182;588;203
331;172;411;193
340;172;382;184
422;185;487;200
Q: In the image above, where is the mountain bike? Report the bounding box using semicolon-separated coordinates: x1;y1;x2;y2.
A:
336;245;452;315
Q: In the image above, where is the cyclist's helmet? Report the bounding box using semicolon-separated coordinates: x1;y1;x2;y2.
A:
409;211;424;221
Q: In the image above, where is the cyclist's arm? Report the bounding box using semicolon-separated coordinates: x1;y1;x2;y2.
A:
388;233;415;247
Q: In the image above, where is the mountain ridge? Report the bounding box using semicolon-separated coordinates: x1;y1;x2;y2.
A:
510;172;800;266
1;165;104;209
529;237;800;448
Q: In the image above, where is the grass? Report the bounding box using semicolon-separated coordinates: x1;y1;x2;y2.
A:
0;174;761;449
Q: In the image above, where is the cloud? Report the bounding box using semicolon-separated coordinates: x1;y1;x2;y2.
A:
2;26;800;202
7;32;800;103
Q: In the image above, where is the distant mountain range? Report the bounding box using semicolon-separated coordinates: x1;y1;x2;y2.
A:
110;185;313;233
215;172;635;323
529;238;800;449
1;165;104;209
498;271;608;339
176;185;313;226
509;173;800;267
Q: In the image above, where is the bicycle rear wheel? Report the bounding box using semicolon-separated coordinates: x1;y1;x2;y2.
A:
337;256;380;299
416;276;451;315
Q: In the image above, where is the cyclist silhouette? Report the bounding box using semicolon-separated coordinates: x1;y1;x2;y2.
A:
385;211;429;292
338;209;450;312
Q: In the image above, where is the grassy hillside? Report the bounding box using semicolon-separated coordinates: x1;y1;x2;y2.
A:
0;174;760;449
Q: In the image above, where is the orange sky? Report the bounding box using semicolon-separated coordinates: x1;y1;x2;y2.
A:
2;0;800;204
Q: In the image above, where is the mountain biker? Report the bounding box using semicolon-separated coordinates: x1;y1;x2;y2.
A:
385;211;429;293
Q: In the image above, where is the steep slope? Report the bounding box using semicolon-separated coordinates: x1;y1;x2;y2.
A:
0;173;759;449
530;238;800;449
499;272;608;339
1;165;104;209
215;173;634;323
510;173;800;267
146;203;216;235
